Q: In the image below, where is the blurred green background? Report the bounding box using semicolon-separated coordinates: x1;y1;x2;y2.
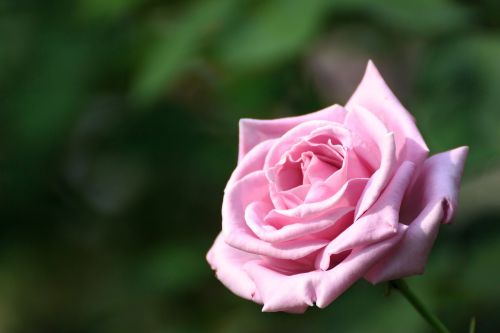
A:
1;0;500;332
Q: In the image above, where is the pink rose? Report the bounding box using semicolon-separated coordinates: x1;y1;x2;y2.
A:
206;61;468;313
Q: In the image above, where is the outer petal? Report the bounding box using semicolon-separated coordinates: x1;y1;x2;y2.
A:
244;262;321;313
406;146;469;224
244;223;406;312
346;61;429;165
315;223;406;308
207;234;262;303
365;147;468;283
227;139;276;189
239;105;347;161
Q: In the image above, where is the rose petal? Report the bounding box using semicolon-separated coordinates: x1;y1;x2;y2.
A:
316;161;415;270
225;232;329;261
227;139;276;189
246;199;354;243
267;127;354;208
269;178;368;220
264;120;351;170
314;223;406;308
243;223;406;312
274;158;303;191
405;146;469;224
270;184;310;210
354;132;397;219
304;148;369;203
365;147;468;283
239;104;347;161
223;171;329;259
344;104;389;171
244;261;321;313
207;233;262;303
346;60;429;165
303;154;339;184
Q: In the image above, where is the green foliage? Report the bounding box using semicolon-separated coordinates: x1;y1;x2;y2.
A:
1;0;500;332
131;0;242;105
215;0;329;69
335;0;469;34
413;35;500;170
78;0;142;20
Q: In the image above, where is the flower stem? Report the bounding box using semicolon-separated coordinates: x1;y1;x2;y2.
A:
469;317;476;333
389;279;451;333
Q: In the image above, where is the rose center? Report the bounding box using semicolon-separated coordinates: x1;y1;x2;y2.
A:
274;137;345;192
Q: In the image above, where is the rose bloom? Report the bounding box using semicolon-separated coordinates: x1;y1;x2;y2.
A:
206;61;468;313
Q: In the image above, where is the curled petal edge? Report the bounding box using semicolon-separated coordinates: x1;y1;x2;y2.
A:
365;146;468;283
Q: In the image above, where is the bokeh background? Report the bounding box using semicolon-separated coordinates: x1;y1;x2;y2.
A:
1;0;500;332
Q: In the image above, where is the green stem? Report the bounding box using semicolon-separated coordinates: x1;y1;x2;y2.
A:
389;279;451;333
469;317;476;333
